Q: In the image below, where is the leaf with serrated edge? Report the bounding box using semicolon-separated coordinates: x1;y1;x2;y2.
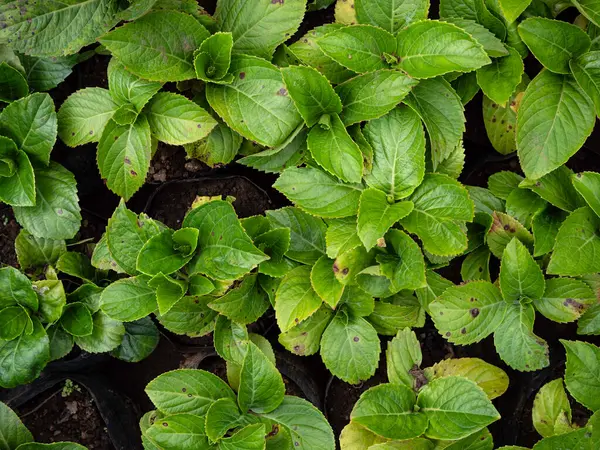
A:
396;20;491;79
99;11;210;81
107;58;163;112
351;383;427;440
487;212;533;259
100;276;157;322
339;422;386;450
424;357;509;400
206;55;303;147
210;274;269;325
499;0;533;23
311;256;344;309
145;414;209;449
275;266;323;333
320;310;380;383
572;171;600;218
403;77;465;168
532;379;573;438
534;277;595;324
517;71;595;180
430;281;508;345
476;47;523;106
386;328;423;389
380;229;426;291
548;207;600;276
561;339;600;411
358;188;414;250
74;311;124;354
355;0;429;33
279;306;333;357
0;400;33;448
500;238;545;302
494;302;549;372
444;18;508;57
363;106;425;202
417;376;500;440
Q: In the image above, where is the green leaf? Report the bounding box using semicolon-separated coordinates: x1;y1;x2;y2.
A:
13;162;80;239
275;266;323;333
430;281;507;344
518;18;590;74
15;230;65;270
0;0;121;57
206;55;303;147
531;428;593;449
0;93;56;165
215;0;306;59
210;274;269;324
97;116;151;200
214;315;248;363
317;24;396;73
500;238;545;302
487;212;533;259
482;80;525;156
0;401;33;450
112;317;159;363
19;53;80;92
185;122;242;168
488;171;523;200
194;32;234;83
548;207;600;276
74;311;124;353
386;328;423;389
355;0;429;33
439;0;508;40
236;126;304;174
307;113;363;183
499;0;533;22
0;306;28;341
351;383;426;439
107;58;163;112
68;283;102;314
572;171;600;218
572;0;600;28
396;20;491;79
400;173;474;256
255;228;295;278
218;424;266;450
333;245;373;286
367;295;426;333
462;246;492;282
16;443;88;450
325;217;360;259
145;92;217;145
57;87;119;147
417;376;500;440
145;414;209;449
578;304;600;335
267;207;326;265
106;201;164;275
281;65;342;128
146;369;235;415
288;24;356;85
261;396;335;450
183;200;267;280
570;51;600;118
416;270;454;312
100;11;209;81
363;106;425;201
274;166;362;218
227;334;276;392
533;277;595;323
494;303;549;372
0;63;28;103
56;252;95;282
532;379;573;438
444;18;508;57
100;276;157;322
476;46;523;106
336;70;419;126
205;398;242;443
310;255;344;309
60;302;93;337
380;229;426;291
521;165;585;213
562;340;600;411
339;423;388;450
0;137;35;207
0;266;36;310
238;341;285;413
278;306;333;356
424;357;509;400
0;317;49;388
452;71;480;106
137;228;198;276
34;280;66;323
505;188;547;229
368;439;434;450
158;295;218;337
358;189;414;250
517;71;595;180
320;311;380;383
403;77;465;168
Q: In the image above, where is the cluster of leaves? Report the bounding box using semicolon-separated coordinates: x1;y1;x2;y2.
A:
339;328;508;449
141;335;333;450
0;400;86;450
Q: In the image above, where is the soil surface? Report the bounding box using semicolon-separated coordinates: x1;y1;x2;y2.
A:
0;208;19;267
17;381;114;450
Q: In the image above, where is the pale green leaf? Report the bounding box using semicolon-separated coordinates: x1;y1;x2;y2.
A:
100;276;157;322
534;277;595;323
275;265;322;333
278;306;333;356
310;256;345;309
572;171;600;218
107;58;163;112
499;0;533;22
500;238;545;302
386;328;423;389
532;379;573;438
486;212;533;259
570;51;600;118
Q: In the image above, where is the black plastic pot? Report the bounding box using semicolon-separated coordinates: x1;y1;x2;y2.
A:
0;372;141;450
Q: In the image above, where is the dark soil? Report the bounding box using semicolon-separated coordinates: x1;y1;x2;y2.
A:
0;207;19;267
17;381;113;450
